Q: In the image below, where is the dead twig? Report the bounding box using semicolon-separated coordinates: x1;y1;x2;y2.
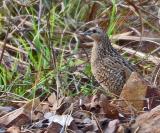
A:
0;41;28;55
151;63;160;87
113;44;160;65
0;29;9;64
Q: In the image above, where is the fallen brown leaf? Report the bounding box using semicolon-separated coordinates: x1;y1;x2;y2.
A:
131;105;160;133
119;72;150;111
0;98;40;127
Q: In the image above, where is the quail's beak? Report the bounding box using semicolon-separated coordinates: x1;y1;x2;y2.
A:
78;31;90;36
82;30;93;35
78;31;93;40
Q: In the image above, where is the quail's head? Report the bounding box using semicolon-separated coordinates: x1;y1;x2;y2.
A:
82;27;106;43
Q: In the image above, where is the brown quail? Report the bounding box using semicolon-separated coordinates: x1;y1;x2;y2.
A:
82;27;135;95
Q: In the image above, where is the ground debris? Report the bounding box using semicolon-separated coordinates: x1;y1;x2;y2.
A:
119;72;160;111
131;105;160;133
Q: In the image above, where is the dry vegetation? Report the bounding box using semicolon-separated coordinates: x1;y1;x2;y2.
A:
0;0;160;132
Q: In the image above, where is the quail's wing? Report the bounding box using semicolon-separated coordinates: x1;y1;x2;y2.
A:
106;50;135;71
101;56;133;79
100;57;125;70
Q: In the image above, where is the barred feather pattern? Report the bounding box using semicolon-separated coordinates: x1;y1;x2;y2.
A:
91;33;135;95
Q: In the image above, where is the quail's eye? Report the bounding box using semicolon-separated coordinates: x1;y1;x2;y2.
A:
92;29;97;33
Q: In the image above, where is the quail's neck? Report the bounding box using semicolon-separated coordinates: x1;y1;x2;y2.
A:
93;35;116;57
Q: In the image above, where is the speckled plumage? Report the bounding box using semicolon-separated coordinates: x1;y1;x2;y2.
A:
83;27;135;95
